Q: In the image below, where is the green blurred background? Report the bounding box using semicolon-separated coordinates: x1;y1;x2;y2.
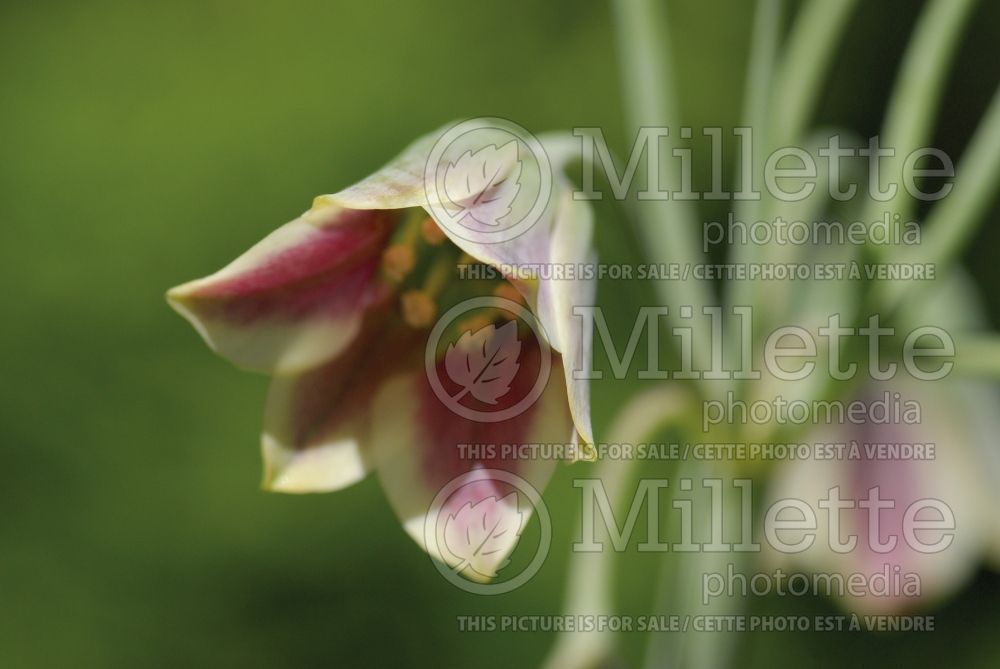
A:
2;0;999;666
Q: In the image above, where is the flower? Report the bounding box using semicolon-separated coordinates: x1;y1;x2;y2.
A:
765;278;1000;613
167;121;595;580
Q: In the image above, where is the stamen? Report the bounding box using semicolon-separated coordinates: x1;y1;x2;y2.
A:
420;216;447;245
401;290;437;328
422;251;457;298
381;244;416;282
493;281;524;305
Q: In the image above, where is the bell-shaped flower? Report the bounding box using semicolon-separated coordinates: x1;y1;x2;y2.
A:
765;376;1000;614
764;276;1000;613
167;120;594;580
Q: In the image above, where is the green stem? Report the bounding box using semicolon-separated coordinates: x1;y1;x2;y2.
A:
954;335;1000;378
728;0;782;295
919;86;1000;269
611;0;711;328
541;457;634;669
641;459;748;669
734;0;782;229
542;385;693;669
768;0;859;150
878;85;1000;309
742;0;858;330
865;0;979;251
727;0;783;369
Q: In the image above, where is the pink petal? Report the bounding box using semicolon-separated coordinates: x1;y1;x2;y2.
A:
539;187;596;445
769;380;996;613
167;206;394;374
262;307;424;492
372;333;569;580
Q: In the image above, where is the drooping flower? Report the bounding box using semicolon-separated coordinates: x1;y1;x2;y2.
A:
765;278;1000;613
167;120;595;580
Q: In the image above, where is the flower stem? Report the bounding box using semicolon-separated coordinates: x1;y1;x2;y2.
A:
733;0;857;334
954;335;1000;379
542;385;694;669
727;0;783;362
917;86;1000;268
611;0;710;325
734;0;783;229
878;85;1000;309
768;0;859;150
865;0;979;250
641;458;747;669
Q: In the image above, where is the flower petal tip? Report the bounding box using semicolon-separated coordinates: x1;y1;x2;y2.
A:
261;434;368;494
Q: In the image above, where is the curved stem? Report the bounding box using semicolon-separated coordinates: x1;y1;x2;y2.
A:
954;334;1000;379
641;459;748;669
865;0;979;250
611;0;710;327
878;85;1000;309
727;0;783;362
768;0;859;150
542;385;693;669
918;86;1000;270
739;0;858;331
734;0;783;230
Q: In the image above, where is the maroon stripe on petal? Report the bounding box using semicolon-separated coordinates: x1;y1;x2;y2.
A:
281;307;425;450
196;209;394;323
416;333;545;484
